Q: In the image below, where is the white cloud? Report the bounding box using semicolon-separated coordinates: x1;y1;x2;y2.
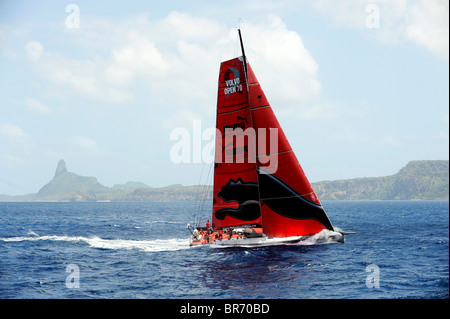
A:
405;0;449;60
313;0;370;28
0;124;33;163
242;15;321;106
105;31;170;86
161;109;203;130
313;0;449;61
23;12;321;121
158;11;225;40
25;41;133;103
102;12;229;107
26;98;52;115
297;101;339;121
2;152;27;164
69;136;104;157
25;40;43;61
71;136;98;149
0;123;29;141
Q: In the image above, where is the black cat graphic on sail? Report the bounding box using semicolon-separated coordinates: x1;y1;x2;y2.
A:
215;178;260;221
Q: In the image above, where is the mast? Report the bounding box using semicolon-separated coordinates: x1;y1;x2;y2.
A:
238;28;248;87
238;28;264;230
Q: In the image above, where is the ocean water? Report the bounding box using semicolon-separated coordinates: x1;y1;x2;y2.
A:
0;200;448;299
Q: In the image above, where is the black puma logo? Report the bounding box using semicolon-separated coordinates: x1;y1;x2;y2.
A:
215;178;261;221
236;115;248;124
214;173;333;231
257;168;334;230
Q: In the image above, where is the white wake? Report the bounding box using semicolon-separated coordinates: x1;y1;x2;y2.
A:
0;234;190;252
297;229;345;245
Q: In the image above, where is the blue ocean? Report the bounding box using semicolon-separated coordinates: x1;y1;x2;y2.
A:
0;200;448;299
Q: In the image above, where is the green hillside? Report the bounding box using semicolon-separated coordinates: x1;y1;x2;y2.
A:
312;160;449;200
35;159;111;201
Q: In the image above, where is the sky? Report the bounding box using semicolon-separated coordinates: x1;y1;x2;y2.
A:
0;0;448;195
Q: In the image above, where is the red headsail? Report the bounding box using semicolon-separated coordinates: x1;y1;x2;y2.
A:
247;63;333;237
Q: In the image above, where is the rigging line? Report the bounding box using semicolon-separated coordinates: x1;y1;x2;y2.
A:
194;162;204;213
195;122;215;217
197;121;214;216
204;170;214;217
194;144;212;222
200;161;213;213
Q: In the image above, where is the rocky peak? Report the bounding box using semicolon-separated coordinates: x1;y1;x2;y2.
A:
54;159;68;178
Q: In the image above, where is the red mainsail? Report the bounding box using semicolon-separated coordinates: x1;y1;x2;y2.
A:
212;56;334;237
212;57;262;230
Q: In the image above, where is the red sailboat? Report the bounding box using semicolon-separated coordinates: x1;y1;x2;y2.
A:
188;30;343;247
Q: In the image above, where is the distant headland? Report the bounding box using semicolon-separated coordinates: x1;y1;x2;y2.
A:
0;159;448;201
312;160;449;200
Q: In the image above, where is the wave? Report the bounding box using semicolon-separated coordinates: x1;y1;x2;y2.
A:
27;229;39;237
144;220;180;225
0;234;190;252
298;229;345;245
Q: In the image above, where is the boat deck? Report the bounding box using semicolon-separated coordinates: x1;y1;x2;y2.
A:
189;226;263;246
